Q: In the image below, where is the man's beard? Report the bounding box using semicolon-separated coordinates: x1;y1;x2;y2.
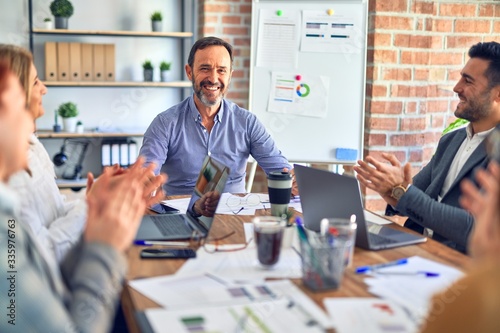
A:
193;79;226;107
455;90;491;122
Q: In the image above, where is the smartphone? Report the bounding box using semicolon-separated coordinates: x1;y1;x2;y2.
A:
148;203;180;215
140;248;197;259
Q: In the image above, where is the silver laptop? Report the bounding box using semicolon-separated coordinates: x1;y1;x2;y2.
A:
135;156;230;241
294;164;426;250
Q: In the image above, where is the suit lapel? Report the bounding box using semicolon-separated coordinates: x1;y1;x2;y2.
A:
447;139;488;192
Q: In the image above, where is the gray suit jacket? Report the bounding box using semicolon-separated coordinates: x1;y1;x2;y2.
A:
386;128;489;253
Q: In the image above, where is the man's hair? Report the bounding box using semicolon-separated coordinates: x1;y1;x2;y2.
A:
468;41;500;89
187;36;233;68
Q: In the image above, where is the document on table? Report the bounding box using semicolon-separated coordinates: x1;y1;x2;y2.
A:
145;298;325;333
324;298;417;333
364;210;391;225
362;256;464;325
175;245;302;281
130;276;332;329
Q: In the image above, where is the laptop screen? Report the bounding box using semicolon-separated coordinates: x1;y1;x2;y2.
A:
186;156;230;233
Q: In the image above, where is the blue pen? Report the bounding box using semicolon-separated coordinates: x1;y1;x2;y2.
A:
295;217;308;243
374;271;440;278
355;258;408;274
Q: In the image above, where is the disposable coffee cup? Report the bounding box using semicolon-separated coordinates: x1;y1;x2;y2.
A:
267;171;292;218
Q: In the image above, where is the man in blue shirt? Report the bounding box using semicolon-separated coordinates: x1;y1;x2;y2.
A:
140;36;294;195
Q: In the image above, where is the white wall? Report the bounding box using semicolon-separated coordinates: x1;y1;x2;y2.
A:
0;0;195;176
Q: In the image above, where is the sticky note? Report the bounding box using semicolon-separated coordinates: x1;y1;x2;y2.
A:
336;148;358;161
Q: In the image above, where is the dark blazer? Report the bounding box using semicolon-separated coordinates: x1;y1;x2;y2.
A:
386;128;489;253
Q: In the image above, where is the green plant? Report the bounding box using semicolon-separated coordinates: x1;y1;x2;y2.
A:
44;17;52;22
142;60;153;70
76;120;83;126
50;0;74;18
442;118;469;135
151;11;162;21
159;61;171;71
57;102;78;118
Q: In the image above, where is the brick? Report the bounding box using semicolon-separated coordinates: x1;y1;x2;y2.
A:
231;69;245;78
234;37;250;46
368;117;399;131
439;3;476;17
480;4;500;17
369;0;408;12
429;68;446;82
426;18;453;32
367;134;387;146
390;133;426;146
423;147;435;162
368;32;392;47
204;4;231;13
369;101;404;114
406;101;417;114
365;65;378;81
394;34;432;48
382;68;411;81
455;20;491;33
446;36;482;49
409;149;423;163
202;26;216;34
372;15;414;30
401;117;426;131
222;15;242;24
401;51;429;65
424;132;443;145
366;150;407;162
366;83;387;97
426;100;449;113
204;15;219;24
429;52;464;65
495;21;500;33
431;114;445;129
414;68;429;81
411;0;435;15
240;4;251;13
391;84;428;98
373;49;398;63
447;68;462;82
222;26;248;35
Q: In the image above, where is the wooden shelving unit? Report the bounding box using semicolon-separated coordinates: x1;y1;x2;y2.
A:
32;28;193;38
37;130;144;139
43;81;192;88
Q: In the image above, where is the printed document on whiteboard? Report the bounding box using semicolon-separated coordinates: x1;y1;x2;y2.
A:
268;71;330;118
256;9;300;68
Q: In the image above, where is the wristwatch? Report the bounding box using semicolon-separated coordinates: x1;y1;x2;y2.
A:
391;184;407;201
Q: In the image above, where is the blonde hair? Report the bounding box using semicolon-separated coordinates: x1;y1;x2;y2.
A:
0;44;33;107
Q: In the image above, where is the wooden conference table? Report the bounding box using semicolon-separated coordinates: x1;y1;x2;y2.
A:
121;205;470;333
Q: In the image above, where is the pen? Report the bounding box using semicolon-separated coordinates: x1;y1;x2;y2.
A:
374;271;440;277
355;258;408;274
134;240;190;247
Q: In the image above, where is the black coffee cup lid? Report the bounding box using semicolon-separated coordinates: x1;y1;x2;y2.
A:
267;171;292;180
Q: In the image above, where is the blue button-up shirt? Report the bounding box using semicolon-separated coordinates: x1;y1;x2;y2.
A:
139;96;291;195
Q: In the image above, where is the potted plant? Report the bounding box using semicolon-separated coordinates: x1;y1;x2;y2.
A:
57;102;79;132
50;0;74;29
159;61;171;82
43;17;53;29
151;11;162;32
142;60;153;82
76;120;84;133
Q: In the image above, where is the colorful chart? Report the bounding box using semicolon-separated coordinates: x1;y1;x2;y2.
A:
296;83;310;97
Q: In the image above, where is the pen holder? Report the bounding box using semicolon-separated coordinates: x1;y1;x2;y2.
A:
298;231;347;291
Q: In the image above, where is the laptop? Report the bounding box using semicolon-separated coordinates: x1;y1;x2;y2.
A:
135;156;230;241
294;164;427;250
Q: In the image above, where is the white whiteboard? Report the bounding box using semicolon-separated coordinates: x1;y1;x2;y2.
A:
249;0;368;163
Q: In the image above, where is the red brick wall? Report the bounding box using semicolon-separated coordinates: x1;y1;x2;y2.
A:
198;0;500;203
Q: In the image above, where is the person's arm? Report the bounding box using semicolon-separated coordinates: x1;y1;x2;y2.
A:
139;114;169;175
247;115;292;173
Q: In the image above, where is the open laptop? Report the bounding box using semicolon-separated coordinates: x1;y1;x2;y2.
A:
135;156;230;241
294;164;426;250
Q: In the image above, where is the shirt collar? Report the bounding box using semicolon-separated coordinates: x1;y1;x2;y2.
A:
466;122;495;140
188;95;225;123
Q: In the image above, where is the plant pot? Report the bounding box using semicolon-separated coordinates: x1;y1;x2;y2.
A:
44;21;53;29
55;17;68;29
160;70;169;82
143;69;153;82
152;20;162;32
76;124;84;133
63;117;77;132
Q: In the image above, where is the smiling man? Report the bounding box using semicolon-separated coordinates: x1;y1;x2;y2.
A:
140;36;293;195
353;41;500;253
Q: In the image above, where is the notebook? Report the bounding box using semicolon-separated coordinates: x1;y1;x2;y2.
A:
135;156;230;241
294;164;426;250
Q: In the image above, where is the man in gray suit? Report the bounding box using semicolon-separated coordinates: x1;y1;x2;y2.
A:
354;41;500;253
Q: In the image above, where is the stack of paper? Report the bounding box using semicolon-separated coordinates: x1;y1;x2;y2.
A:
361;256;464;325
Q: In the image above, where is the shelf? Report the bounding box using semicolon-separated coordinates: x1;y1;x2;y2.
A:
43;81;192;88
32;28;193;38
56;178;87;189
37;130;144;138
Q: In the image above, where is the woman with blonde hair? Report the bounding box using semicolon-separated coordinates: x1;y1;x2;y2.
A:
0;44;88;262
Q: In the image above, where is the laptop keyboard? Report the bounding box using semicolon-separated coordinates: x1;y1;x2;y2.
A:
150;215;192;236
368;233;399;245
